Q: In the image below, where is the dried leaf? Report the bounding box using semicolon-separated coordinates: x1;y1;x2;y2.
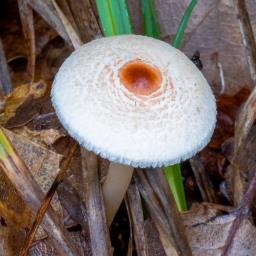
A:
0;128;63;241
12;126;65;147
28;240;54;256
146;0;251;95
182;203;256;256
2;80;49;126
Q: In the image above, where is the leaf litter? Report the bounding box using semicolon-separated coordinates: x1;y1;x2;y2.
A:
1;0;256;255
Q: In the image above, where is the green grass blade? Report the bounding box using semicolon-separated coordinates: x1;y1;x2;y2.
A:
163;164;187;211
96;0;115;36
0;128;15;161
96;0;132;36
110;0;132;34
163;0;198;212
171;0;198;48
141;0;160;38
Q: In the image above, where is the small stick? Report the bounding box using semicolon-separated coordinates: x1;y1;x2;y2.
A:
190;155;219;203
233;0;256;85
18;0;36;83
126;182;148;256
135;169;192;256
232;0;256;205
233;0;256;153
51;0;83;49
81;148;112;256
145;169;192;256
220;168;256;256
19;142;78;256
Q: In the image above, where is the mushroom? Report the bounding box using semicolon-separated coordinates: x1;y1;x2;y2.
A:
51;35;216;225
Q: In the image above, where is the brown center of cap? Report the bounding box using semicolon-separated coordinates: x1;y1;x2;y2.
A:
119;60;162;95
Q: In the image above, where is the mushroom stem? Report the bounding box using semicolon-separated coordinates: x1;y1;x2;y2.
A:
102;162;134;225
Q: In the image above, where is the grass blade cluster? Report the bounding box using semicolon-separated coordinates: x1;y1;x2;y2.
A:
141;0;160;38
96;0;132;36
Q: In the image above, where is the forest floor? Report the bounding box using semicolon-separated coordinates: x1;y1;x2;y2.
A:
1;0;256;255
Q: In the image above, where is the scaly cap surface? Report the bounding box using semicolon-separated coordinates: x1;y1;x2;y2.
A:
52;35;216;168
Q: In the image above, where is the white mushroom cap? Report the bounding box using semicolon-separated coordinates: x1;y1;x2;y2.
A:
52;35;216;168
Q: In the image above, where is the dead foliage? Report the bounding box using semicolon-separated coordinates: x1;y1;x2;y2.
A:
1;0;256;255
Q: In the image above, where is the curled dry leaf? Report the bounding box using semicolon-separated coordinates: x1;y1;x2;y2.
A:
1;80;49;125
4;80;62;132
182;203;256;256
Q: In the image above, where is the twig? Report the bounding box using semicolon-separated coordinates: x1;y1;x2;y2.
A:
126;181;148;256
233;0;256;153
190;155;219;203
27;0;73;47
233;0;256;85
0;128;78;255
80;148;112;256
19;142;78;256
0;39;12;95
145;169;192;256
51;0;83;49
63;0;102;41
18;0;36;83
232;0;256;206
220;168;256;256
135;169;192;256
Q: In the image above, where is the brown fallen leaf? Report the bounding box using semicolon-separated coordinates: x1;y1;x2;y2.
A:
135;1;251;95
27;230;90;256
12;126;65;147
1;80;49;125
182;203;256;256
